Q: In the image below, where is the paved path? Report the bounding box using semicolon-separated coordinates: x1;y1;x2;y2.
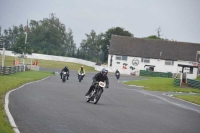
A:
8;70;200;133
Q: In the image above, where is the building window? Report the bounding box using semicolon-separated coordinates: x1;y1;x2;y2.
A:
116;56;121;60
116;56;127;61
122;56;127;61
141;58;150;63
165;60;174;65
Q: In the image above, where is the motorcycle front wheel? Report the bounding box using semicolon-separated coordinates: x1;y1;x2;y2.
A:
93;90;102;104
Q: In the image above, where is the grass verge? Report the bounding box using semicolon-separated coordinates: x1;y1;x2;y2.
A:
124;77;200;105
0;71;54;133
174;95;200;105
4;55;97;72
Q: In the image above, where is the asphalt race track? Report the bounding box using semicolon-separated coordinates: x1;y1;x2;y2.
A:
8;70;200;133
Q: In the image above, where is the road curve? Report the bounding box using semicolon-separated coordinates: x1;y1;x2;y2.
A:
8;70;200;133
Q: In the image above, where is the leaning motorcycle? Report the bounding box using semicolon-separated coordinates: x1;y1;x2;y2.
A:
115;72;120;80
86;81;106;104
78;72;84;82
62;71;69;82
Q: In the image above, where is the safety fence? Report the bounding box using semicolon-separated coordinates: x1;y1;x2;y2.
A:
174;78;181;86
0;66;25;75
173;78;200;89
187;79;200;89
140;70;173;78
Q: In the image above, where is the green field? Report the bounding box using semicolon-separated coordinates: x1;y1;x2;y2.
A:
4;55;97;72
124;77;200;105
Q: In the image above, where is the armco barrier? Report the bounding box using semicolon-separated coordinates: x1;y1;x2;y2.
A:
140;70;172;78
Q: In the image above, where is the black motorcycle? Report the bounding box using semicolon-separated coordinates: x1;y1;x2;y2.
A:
62;71;69;82
115;72;120;80
86;81;106;104
78;72;84;82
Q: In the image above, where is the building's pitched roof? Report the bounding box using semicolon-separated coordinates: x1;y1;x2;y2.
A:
109;35;200;62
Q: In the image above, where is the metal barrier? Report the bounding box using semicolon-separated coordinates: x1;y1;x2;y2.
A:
140;70;173;78
0;66;24;75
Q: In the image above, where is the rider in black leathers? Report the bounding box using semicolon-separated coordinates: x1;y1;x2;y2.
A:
60;66;69;80
115;69;120;79
85;68;109;97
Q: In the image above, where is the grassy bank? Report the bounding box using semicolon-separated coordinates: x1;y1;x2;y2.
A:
4;55;96;72
124;77;200;105
0;71;54;133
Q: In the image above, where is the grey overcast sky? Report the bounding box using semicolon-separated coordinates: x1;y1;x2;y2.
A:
0;0;200;47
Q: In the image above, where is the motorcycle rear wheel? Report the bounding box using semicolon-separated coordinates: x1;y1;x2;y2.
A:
62;76;66;82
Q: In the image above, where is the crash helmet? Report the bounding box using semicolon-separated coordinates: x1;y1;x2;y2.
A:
81;66;84;69
65;66;68;69
101;68;108;76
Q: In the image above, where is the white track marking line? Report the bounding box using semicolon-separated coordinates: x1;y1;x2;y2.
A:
4;76;50;133
116;87;200;114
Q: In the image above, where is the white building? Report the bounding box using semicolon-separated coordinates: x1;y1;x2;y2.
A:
108;35;200;79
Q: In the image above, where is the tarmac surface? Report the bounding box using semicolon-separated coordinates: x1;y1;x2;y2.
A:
8;69;200;133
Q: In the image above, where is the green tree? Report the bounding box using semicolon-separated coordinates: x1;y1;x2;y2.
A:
80;30;102;62
28;13;76;56
12;35;33;55
147;35;162;39
65;28;76;57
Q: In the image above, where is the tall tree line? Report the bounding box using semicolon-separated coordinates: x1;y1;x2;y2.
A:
0;14;76;56
28;13;76;56
0;14;134;63
79;27;133;63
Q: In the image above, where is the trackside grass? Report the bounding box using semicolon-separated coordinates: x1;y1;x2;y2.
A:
174;95;200;105
4;56;96;71
124;77;200;105
0;71;54;133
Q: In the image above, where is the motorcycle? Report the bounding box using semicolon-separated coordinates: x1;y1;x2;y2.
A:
62;71;69;82
86;81;106;104
115;72;120;80
78;72;84;82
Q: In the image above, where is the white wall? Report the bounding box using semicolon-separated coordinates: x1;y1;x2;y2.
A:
186;68;198;79
5;51;117;73
108;54;198;79
5;50;96;67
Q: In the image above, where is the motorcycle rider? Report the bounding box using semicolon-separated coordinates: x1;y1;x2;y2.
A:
115;69;120;79
60;66;69;80
85;68;109;97
78;66;86;79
